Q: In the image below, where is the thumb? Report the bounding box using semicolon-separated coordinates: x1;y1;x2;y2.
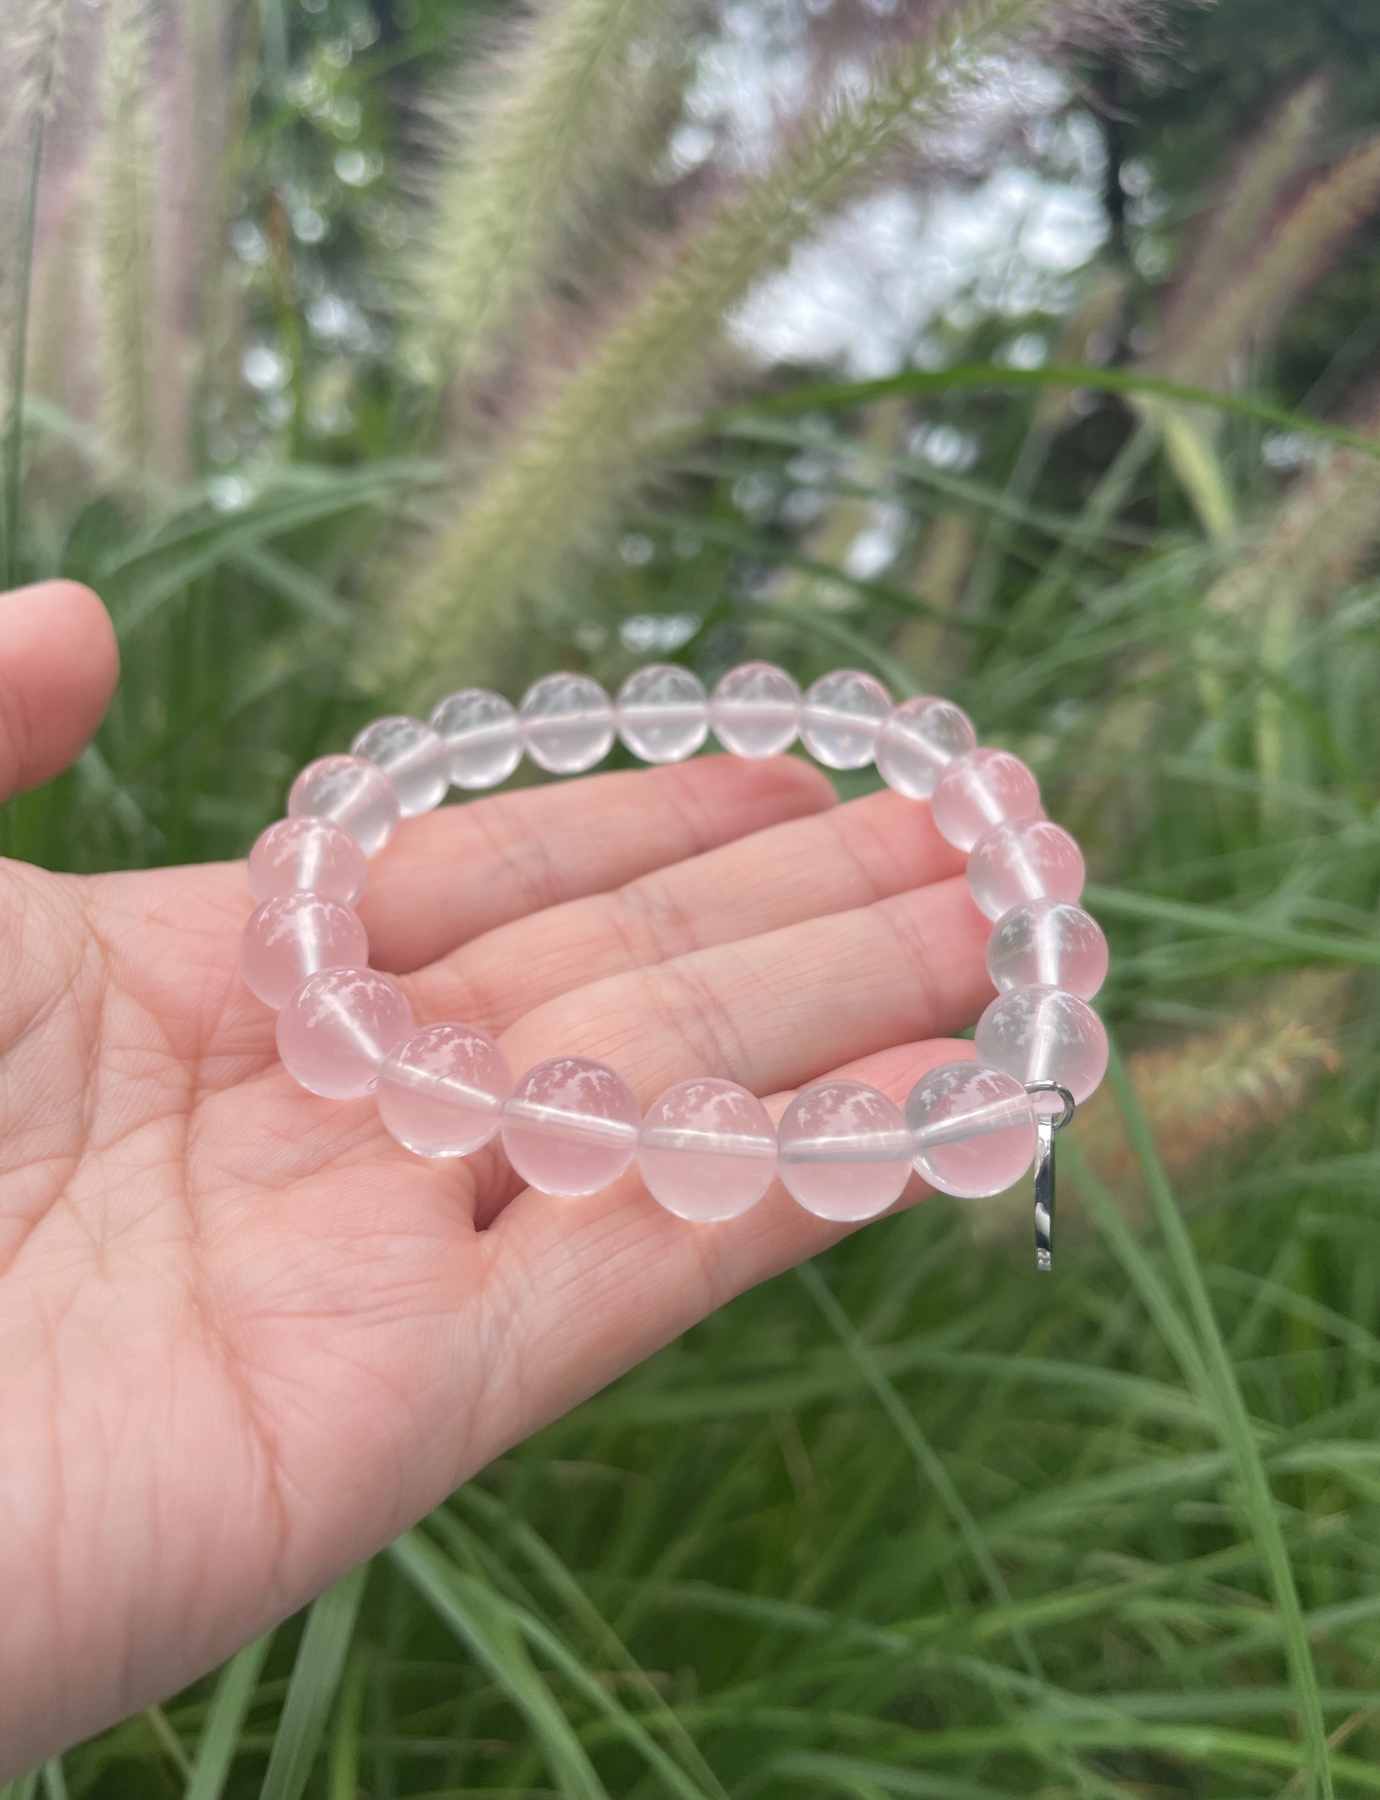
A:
0;583;119;802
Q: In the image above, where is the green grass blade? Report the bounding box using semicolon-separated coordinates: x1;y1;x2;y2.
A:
326;1648;366;1800
184;1633;274;1800
388;1529;610;1800
2;104;46;588
1105;1041;1335;1800
706;361;1380;459
1084;882;1380;969
257;1566;368;1800
794;1262;1043;1681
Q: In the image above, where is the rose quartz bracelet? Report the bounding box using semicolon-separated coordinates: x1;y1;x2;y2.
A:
242;664;1109;1267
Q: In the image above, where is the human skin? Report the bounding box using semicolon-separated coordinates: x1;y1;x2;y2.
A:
0;581;992;1775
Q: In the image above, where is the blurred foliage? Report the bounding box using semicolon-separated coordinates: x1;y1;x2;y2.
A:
4;0;1380;1795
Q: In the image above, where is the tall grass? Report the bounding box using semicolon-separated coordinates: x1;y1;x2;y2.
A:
4;1;1380;1797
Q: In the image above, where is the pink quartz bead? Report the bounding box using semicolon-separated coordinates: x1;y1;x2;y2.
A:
276;966;414;1099
777;1080;913;1222
905;1062;1038;1198
240;893;368;1009
288;754;402;856
519;674;616;775
350;715;450;817
638;1078;777;1222
248;817;367;906
501;1056;640;1196
430;688;523;791
617;664;709;764
377;1022;512;1157
931;748;1041;853
875;696;977;799
986;899;1108;999
966;818;1085;923
974;985;1108;1110
798;669;892;770
710;662;801;758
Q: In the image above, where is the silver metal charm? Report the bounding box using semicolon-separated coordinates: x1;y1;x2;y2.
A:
1024;1081;1076;1272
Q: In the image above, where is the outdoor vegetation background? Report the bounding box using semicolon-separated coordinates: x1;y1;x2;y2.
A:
4;0;1380;1795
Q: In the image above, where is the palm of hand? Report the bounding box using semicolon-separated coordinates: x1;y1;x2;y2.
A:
0;589;990;1772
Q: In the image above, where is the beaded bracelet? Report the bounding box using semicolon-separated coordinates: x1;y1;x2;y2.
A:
241;664;1109;1268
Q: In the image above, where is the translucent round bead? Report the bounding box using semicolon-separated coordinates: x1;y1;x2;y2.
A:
777;1080;913;1222
798;669;892;770
616;664;709;764
638;1078;776;1222
276;966;414;1100
240;893;368;1010
430;688;523;791
875;696;977;799
288;754;401;856
248;817;366;906
986;900;1108;1000
350;715;449;817
519;673;616;775
377;1022;512;1157
710;662;801;758
974;985;1108;1109
905;1062;1037;1199
966;818;1086;923
501;1056;640;1195
931;748;1041;853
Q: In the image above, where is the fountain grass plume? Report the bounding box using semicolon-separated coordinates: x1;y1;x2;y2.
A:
95;0;158;480
9;0;72;129
1204;384;1380;806
409;0;682;394
1173;132;1380;388
374;0;1153;699
1157;74;1329;379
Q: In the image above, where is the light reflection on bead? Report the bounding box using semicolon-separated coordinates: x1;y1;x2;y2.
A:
350;715;450;817
777;1080;913;1221
617;664;709;764
931;748;1041;853
875;696;976;799
710;662;800;758
974;985;1108;1110
501;1056;640;1195
906;1062;1037;1198
986;900;1108;1000
289;754;402;856
431;688;523;791
248;817;366;906
277;966;414;1099
966;818;1085;922
520;674;616;774
378;1022;512;1157
240;893;368;1009
798;669;891;770
638;1078;776;1222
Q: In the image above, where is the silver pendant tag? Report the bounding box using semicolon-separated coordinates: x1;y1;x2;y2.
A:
1024;1082;1075;1272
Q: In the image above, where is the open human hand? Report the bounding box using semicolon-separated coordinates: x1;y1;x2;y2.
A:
0;582;991;1774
